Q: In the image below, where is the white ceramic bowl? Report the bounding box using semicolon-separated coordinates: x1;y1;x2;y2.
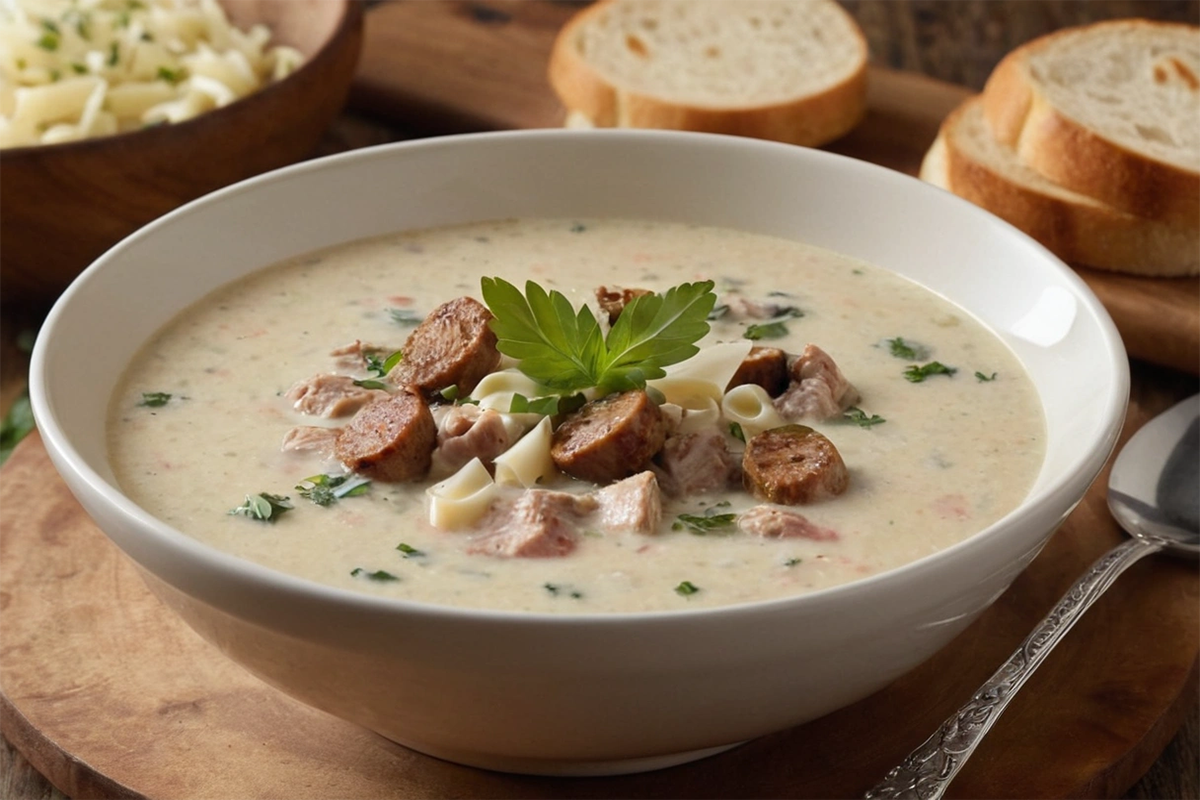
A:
29;130;1128;777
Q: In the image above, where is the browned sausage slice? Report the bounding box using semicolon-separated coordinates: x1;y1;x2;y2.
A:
387;296;500;397
725;346;789;396
742;424;849;505
335;388;437;482
595;285;651;324
551;390;667;484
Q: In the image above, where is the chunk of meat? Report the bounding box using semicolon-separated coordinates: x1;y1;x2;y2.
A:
329;340;391;371
595;285;651;324
593;471;662;534
651;428;738;497
728;297;793;319
387;296;500;398
742;424;849;505
551;390;667;483
281;425;342;456
725;346;789;397
737;505;839;541
335;388;437;482
468;490;598;557
429;405;514;479
773;344;860;421
285;374;386;418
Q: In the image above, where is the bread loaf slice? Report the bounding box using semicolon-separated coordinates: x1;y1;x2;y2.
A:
920;97;1198;277
980;20;1200;225
547;0;868;147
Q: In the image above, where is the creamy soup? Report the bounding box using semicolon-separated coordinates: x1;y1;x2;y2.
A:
107;218;1045;613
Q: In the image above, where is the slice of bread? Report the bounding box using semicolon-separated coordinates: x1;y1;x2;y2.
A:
920;96;1199;277
980;20;1200;225
547;0;868;147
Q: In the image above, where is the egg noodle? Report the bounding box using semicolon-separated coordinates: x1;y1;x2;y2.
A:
0;0;301;148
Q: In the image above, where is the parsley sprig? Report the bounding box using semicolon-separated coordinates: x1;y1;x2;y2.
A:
229;493;293;522
904;362;957;383
296;474;371;506
481;278;715;395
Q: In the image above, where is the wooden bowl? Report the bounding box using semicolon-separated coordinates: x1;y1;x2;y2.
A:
0;0;364;309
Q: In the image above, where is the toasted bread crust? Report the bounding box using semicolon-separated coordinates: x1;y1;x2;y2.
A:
547;0;868;147
980;20;1200;225
922;97;1199;277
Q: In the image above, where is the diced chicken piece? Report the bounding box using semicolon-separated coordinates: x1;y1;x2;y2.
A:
595;285;651;324
468;490;598;558
388;296;501;398
773;344;860;421
285;374;386;418
429;405;514;479
725;346;789;397
742;424;849;505
651;428;739;497
737;505;839;541
329;340;391;371
592;471;662;534
335;388;437;482
281;425;342;456
551;390;667;484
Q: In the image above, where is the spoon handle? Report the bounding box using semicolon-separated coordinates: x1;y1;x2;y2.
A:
865;535;1163;800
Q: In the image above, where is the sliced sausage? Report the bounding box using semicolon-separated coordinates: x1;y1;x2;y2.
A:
595;285;651;325
387;296;500;398
725;346;789;397
742;424;849;505
551;390;667;484
335;388;437;482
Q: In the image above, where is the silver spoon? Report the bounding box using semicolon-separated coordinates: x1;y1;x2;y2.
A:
867;393;1200;800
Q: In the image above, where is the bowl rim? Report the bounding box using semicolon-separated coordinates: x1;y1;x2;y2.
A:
29;128;1131;626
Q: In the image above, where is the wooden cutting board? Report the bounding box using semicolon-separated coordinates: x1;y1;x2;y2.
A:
348;0;1200;375
0;380;1197;799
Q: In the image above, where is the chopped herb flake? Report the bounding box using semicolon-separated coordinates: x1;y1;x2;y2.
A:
296;474;371;506
707;304;730;321
903;362;957;383
107;41;119;65
743;320;789;340
544;582;584;598
886;337;926;360
352;378;389;391
36;31;59;50
156;65;187;84
569;222;587;233
396;543;424;557
229;493;293;522
675;580;700;596
975;371;998;382
784;557;803;567
389;308;422;326
844;406;886;428
350;568;399;582
729;421;746;443
138;391;172;407
673;511;738;535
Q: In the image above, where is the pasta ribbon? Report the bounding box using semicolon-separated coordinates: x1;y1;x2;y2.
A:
426;458;497;530
722;384;787;438
493;416;557;488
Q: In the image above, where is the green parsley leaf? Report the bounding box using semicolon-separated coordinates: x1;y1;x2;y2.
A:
844;406;886;428
71;62;88;74
543;582;583;598
672;511;738;535
784;557;803;567
350;568;399;582
975;371;998;382
389;308;422;326
36;31;59;50
229;493;293;522
886;337;927;360
509;392;586;416
296;474;371;506
675;580;700;596
903;362;957;383
107;41;119;66
482;277;715;395
396;543;423;557
364;350;404;378
0;393;35;466
729;421;746;443
138;391;172;407
707;304;730;321
352;378;389;390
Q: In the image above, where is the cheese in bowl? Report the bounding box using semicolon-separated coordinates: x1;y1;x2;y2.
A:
107;217;1044;614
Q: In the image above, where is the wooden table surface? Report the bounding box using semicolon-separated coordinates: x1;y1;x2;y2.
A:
2;1;1198;798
